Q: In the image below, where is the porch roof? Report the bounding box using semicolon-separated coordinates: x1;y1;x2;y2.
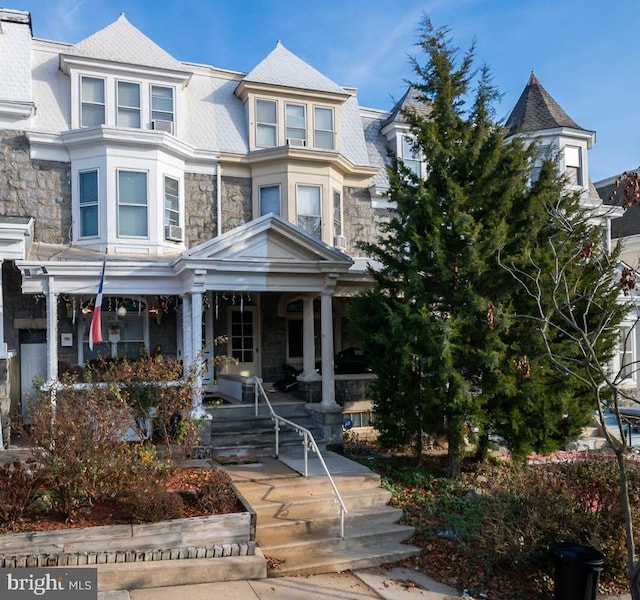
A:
16;215;357;296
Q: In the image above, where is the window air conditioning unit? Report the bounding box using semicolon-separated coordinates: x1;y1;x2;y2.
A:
165;225;183;242
287;137;306;147
152;119;173;134
334;235;347;250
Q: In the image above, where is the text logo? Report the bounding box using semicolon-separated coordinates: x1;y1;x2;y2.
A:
1;568;97;599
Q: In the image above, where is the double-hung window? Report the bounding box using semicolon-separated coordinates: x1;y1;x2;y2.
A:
117;170;148;237
81;76;105;127
151;85;174;128
297;185;322;239
164;176;180;227
313;107;334;149
79;170;99;237
117;81;141;128
256;99;277;147
565;146;583;186
285;103;306;145
259;185;281;216
333;190;342;239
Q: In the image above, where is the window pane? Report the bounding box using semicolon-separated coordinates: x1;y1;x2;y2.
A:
257;100;276;123
80;204;98;237
315;130;334;149
79;171;98;205
151;86;174;122
260;185;280;216
119;171;147;205
256;125;276;147
118;82;140;108
298;186;320;215
118;109;141;128
82;77;104;103
286;104;306;141
298;215;322;238
81;104;105;127
565;146;581;167
119;206;148;236
315;107;333;130
164;177;179;210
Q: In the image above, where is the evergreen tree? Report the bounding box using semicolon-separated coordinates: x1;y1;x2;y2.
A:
349;20;610;476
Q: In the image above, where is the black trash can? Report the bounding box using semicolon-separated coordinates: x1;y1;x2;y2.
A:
551;542;604;600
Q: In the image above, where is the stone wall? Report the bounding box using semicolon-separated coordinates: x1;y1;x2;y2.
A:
343;186;392;257
221;176;252;233
185;173;216;247
0;131;71;244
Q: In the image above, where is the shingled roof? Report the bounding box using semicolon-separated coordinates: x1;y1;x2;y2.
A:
63;13;190;75
505;72;586;135
381;86;431;129
242;41;347;96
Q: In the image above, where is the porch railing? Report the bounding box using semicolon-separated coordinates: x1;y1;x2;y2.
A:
253;378;348;538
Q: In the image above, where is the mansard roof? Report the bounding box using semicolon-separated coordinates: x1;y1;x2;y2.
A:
505;72;586;135
62;13;190;76
241;41;347;96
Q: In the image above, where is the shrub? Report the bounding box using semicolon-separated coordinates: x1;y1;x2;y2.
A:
0;461;47;530
195;469;241;514
122;485;185;523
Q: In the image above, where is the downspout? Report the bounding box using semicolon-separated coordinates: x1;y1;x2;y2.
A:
216;164;222;237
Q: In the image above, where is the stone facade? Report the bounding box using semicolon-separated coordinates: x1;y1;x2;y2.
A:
343;187;392;257
0;131;71;245
184;173;217;247
221;177;252;233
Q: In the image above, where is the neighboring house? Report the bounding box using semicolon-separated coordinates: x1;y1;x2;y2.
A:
0;9;627;446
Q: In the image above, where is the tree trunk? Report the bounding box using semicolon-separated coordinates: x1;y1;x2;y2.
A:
614;450;638;596
474;431;489;463
445;425;463;479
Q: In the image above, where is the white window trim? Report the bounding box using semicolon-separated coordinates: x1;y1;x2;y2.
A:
116;80;142;129
163;174;180;228
151;85;175;127
285;102;307;145
256;98;278;148
80;75;106;128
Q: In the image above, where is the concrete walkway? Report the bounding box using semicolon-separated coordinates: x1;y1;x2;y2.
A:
97;567;463;600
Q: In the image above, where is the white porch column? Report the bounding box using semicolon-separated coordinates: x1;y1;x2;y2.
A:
320;291;339;410
182;294;193;372
299;295;319;381
0;260;6;359
45;276;58;382
191;291;203;409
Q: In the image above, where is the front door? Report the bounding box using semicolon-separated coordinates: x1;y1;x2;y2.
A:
226;306;259;377
20;340;47;423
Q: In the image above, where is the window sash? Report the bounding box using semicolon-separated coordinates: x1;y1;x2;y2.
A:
81;77;105;127
117;171;148;237
117;81;141;128
79;170;99;237
256;99;277;147
259;185;281;216
164;176;180;227
333;190;342;238
314;107;334;149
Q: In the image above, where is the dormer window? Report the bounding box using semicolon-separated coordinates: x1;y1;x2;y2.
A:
81;76;105;127
565;146;583;186
286;103;306;145
117;81;141;128
314;107;334;150
256;99;277;147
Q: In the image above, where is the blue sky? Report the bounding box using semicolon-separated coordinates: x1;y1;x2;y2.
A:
6;0;640;181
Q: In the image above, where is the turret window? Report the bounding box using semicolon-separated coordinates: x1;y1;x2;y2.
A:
565;146;583;186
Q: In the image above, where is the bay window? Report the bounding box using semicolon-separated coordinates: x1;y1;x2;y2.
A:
117;170;148;237
297;185;322;239
81;76;105;127
151;85;174;125
79;169;99;237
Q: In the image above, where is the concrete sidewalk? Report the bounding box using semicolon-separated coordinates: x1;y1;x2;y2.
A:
97;567;463;600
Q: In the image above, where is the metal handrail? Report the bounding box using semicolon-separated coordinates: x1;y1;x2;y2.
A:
253;378;348;538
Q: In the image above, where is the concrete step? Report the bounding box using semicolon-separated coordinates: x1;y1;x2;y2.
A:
261;516;414;550
96;553;267;591
236;471;382;503
248;487;392;520
265;541;421;578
